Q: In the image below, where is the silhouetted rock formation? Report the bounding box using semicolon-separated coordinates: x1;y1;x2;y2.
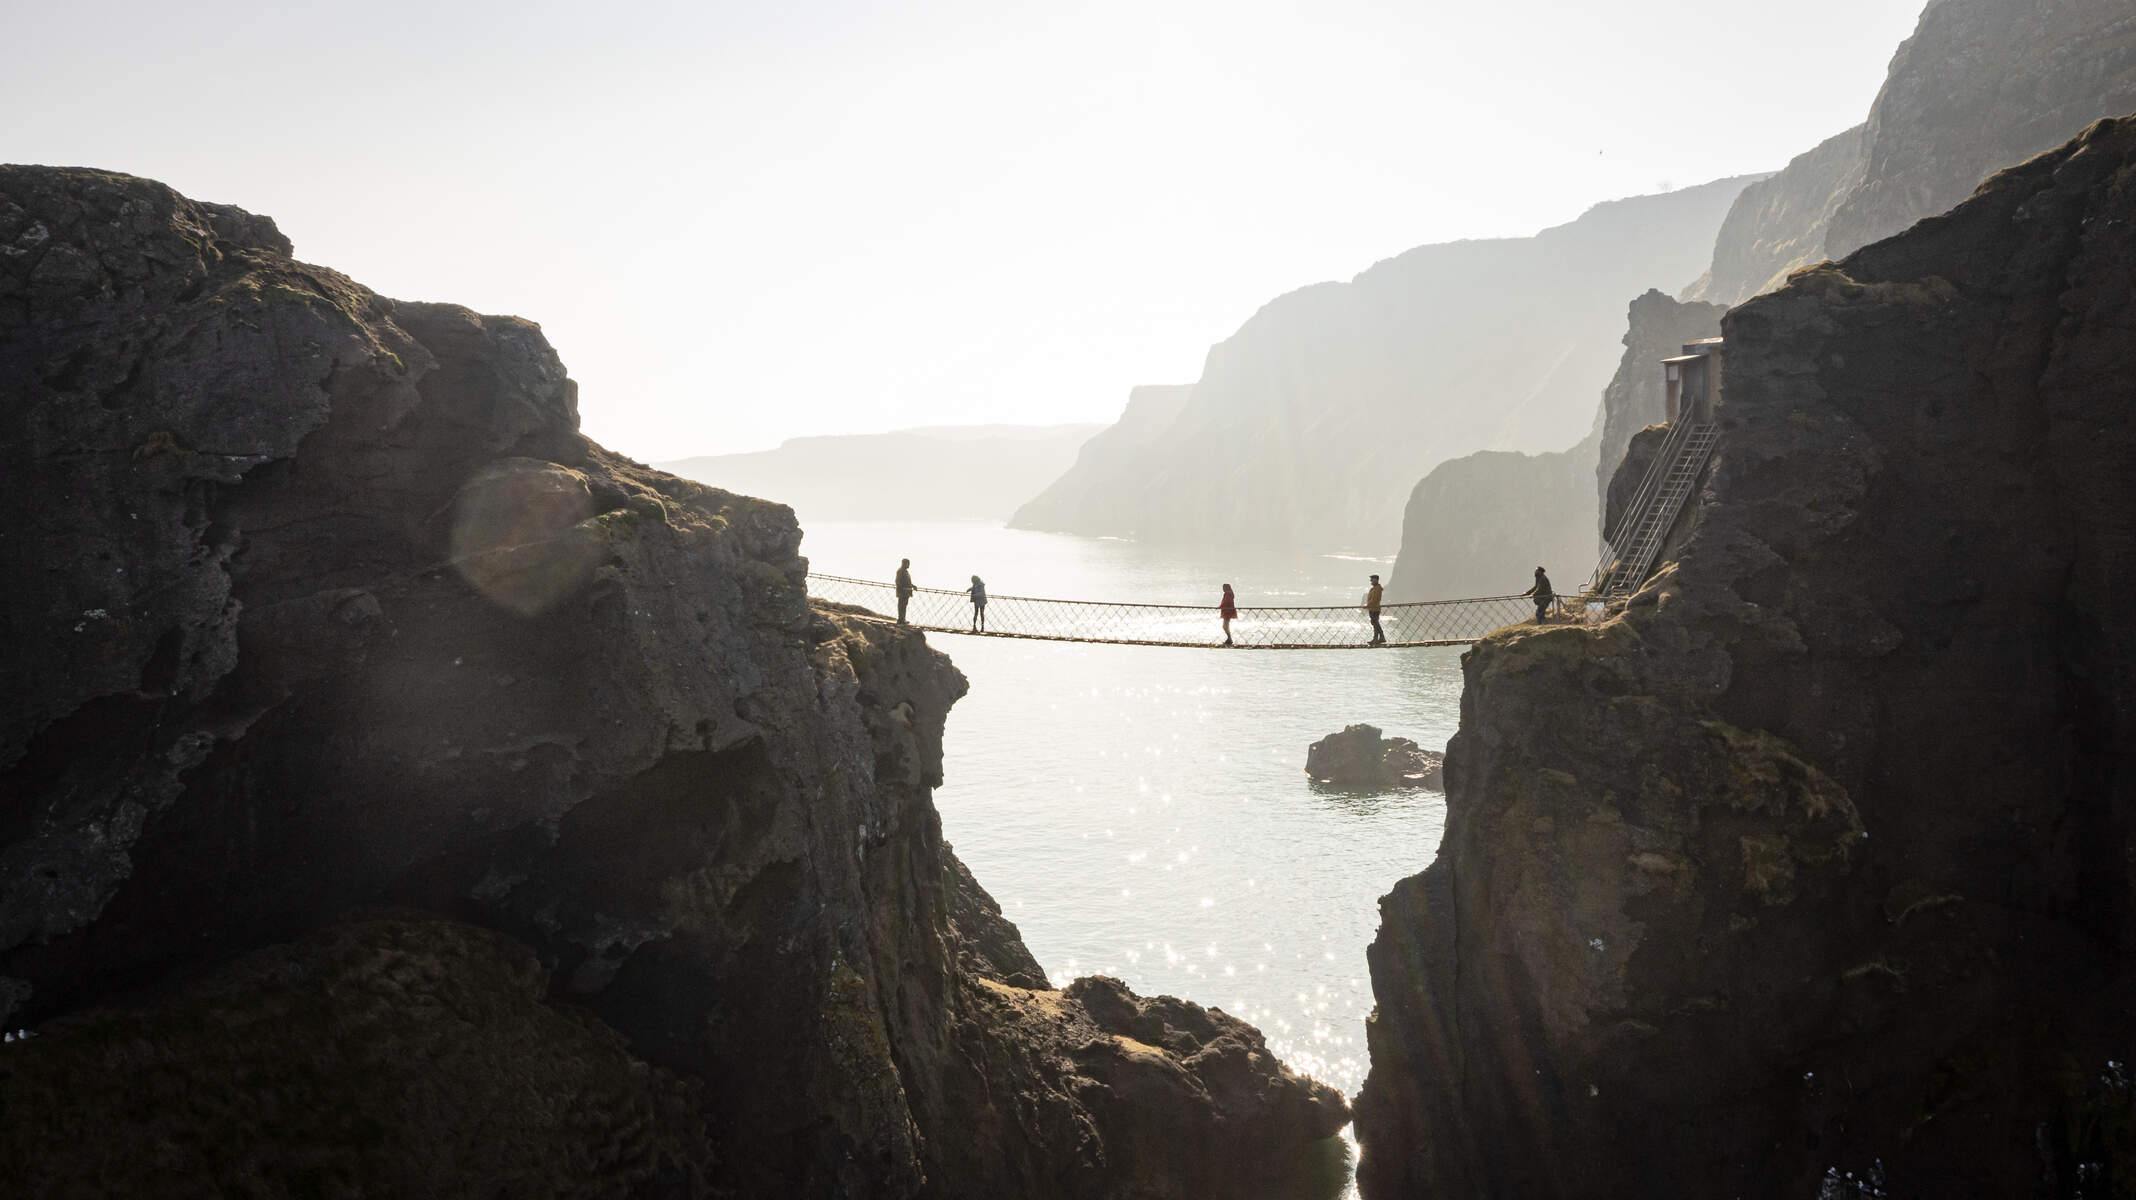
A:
1383;433;1599;604
1305;725;1443;792
0;166;1344;1198
1008;178;1757;553
658;423;1103;525
1356;115;2136;1199
1686;0;2136;307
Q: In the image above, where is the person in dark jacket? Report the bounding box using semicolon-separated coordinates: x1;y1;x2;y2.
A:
966;575;987;632
894;558;915;624
1365;574;1386;645
1520;566;1555;623
1219;583;1238;646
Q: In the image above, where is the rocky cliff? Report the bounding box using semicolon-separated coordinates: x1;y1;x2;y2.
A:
0;167;1344;1197
1356;115;2136;1198
1686;0;2136;309
1384;290;1725;602
1007;177;1758;554
1382;433;1599;604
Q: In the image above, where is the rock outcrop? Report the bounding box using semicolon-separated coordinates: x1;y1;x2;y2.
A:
1383;432;1600;605
1305;725;1443;793
0;166;1344;1197
1007;177;1758;554
1357;116;2136;1198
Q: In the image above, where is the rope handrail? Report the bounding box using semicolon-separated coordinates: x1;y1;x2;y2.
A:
806;572;1573;650
805;572;1532;612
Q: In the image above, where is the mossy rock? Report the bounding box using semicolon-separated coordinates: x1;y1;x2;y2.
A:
0;917;719;1198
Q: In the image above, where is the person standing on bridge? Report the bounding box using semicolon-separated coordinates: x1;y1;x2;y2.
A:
1521;566;1555;623
1365;574;1386;645
966;575;987;632
1219;583;1238;646
895;558;915;624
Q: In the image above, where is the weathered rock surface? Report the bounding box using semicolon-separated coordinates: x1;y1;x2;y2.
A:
0;166;1344;1198
1356;116;2136;1198
1007;177;1758;554
1305;725;1443;793
1684;0;2136;309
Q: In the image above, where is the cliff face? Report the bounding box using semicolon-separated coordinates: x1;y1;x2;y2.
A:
1010;384;1192;534
1825;0;2136;265
1685;0;2136;309
1007;178;1757;554
656;423;1104;526
1383;433;1599;604
1681;126;1867;307
1383;289;1722;604
0;167;1343;1197
1592;290;1728;523
1356;115;2136;1198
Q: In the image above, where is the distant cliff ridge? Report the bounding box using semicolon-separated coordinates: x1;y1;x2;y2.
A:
658;422;1102;525
1685;0;2136;307
1391;0;2136;609
0;166;1345;1197
1007;176;1759;554
1358;113;2136;1199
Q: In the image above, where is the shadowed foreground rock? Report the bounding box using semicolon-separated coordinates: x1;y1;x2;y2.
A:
1357;116;2136;1198
1305;725;1443;792
0;166;1344;1198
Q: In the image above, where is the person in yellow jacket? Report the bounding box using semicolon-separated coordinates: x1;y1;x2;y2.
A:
1365;574;1386;645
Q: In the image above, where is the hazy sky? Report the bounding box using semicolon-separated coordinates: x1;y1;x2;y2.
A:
13;0;1928;459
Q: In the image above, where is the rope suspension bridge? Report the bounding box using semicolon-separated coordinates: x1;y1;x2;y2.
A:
807;574;1552;650
803;341;1726;651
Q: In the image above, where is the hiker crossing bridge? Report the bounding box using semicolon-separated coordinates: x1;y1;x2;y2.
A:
805;361;1726;650
805;412;1720;649
806;574;1545;649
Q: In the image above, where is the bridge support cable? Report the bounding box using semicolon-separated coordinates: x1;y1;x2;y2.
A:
805;574;1538;649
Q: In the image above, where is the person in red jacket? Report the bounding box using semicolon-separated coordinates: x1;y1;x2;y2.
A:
1219;583;1238;646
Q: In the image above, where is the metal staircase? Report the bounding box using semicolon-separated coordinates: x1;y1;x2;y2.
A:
1591;420;1720;595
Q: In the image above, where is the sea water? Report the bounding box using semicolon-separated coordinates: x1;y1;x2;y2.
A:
802;520;1475;1189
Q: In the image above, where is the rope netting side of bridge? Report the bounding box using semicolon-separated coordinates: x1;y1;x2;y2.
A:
806;574;1545;649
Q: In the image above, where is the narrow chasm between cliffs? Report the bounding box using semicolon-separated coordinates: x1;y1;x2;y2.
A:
1354;115;2136;1199
0;165;1346;1198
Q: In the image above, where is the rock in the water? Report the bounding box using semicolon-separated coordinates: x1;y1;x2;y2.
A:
1305;724;1443;792
0;165;1343;1198
1356;115;2136;1199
